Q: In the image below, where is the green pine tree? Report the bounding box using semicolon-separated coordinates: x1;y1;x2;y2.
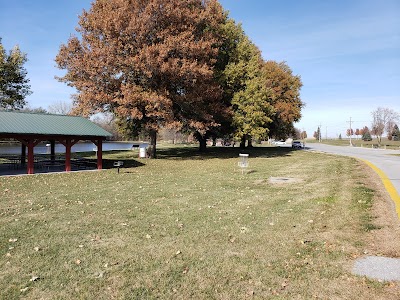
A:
392;124;400;141
362;131;372;141
0;38;32;109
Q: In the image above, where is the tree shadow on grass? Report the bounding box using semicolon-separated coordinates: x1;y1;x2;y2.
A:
156;145;297;160
71;151;146;171
76;146;299;173
102;158;145;170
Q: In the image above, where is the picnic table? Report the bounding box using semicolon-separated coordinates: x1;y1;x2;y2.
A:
0;154;25;169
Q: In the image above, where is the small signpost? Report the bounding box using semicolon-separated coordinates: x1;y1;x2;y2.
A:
113;161;124;173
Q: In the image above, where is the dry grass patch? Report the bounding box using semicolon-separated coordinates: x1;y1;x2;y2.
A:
0;147;399;299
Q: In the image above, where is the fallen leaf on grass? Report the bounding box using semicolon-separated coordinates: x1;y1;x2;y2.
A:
228;235;236;243
75;259;81;265
20;287;29;292
9;238;18;243
240;227;248;233
33;247;40;252
281;280;289;290
300;240;312;244
90;235;101;242
94;271;105;278
30;276;40;282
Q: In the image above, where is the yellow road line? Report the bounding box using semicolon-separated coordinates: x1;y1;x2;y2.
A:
359;159;400;219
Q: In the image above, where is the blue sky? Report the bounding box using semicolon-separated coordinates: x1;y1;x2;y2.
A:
1;0;399;137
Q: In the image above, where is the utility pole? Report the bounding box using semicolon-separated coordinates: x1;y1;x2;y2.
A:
325;126;328;140
347;117;354;146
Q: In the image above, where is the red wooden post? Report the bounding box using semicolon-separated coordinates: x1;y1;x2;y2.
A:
97;139;103;170
59;138;79;172
65;139;71;172
27;140;34;174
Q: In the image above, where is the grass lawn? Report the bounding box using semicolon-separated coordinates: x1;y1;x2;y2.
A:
1;146;399;299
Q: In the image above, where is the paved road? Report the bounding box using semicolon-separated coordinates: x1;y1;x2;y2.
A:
306;143;400;196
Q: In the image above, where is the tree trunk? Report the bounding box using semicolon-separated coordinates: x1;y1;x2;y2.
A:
199;138;207;152
195;132;207;152
212;137;217;147
148;130;157;158
240;135;246;149
247;136;253;148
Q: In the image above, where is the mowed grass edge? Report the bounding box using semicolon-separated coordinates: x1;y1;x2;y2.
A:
1;146;399;299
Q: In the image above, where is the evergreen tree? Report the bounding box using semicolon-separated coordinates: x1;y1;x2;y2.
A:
0;38;32;109
392;124;400;141
313;127;321;141
362;131;372;141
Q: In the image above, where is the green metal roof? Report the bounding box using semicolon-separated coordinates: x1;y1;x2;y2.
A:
0;111;112;137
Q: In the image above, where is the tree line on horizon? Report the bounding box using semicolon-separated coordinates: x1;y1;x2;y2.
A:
1;0;304;157
313;107;400;144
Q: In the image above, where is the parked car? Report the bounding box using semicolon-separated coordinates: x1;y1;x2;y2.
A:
292;141;304;149
272;140;286;146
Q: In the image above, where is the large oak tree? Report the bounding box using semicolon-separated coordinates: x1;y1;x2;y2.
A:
263;61;303;140
215;20;274;148
230;39;274;147
213;20;303;147
56;0;225;157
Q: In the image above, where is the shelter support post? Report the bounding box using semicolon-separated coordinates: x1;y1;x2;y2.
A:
17;138;42;174
21;143;26;166
91;139;103;170
50;140;55;162
27;140;34;174
65;140;72;172
59;138;79;172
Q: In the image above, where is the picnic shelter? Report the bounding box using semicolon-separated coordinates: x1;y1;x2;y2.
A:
0;111;112;174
